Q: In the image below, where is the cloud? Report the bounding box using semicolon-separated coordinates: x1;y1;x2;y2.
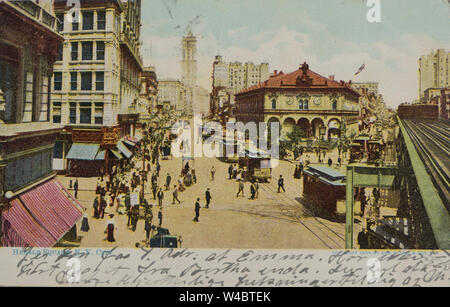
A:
227;26;247;37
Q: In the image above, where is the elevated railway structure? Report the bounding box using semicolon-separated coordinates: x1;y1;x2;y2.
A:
397;117;450;249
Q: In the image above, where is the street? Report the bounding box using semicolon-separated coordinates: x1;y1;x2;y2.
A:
62;152;352;249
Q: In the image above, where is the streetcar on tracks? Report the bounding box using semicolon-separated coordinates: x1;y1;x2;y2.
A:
238;149;272;183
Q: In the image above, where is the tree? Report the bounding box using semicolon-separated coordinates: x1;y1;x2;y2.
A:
285;125;305;152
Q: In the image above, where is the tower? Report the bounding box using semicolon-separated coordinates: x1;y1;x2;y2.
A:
181;30;197;114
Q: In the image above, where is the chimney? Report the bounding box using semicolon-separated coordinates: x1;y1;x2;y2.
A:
328;75;335;81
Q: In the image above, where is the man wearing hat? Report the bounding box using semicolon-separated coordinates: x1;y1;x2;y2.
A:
205;188;212;209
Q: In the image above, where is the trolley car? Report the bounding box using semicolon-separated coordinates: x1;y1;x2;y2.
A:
238;149;272;182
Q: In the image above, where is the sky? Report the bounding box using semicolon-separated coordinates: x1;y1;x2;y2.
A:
141;0;450;108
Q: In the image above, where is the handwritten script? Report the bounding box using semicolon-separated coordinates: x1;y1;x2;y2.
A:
1;248;448;287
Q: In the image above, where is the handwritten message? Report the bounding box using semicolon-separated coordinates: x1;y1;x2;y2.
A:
0;248;448;287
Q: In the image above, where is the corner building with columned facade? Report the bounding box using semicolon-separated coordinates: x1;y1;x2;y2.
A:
235;63;361;140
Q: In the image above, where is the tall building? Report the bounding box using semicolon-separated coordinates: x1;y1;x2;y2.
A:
351;82;379;95
51;0;143;176
418;49;449;101
139;66;158;120
157;79;186;111
212;55;270;95
181;30;197;113
235;63;360;140
0;0;83;248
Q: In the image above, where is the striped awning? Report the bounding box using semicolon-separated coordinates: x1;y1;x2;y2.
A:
67;143;100;161
1;179;84;247
1;199;56;247
117;141;133;159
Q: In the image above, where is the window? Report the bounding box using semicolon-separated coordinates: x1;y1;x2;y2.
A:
69;102;77;124
304;100;309;110
96;72;104;91
81;72;92;90
71;42;78;61
97;11;106;30
272;99;277;109
299;99;309;110
54;72;62;91
82;11;94;30
96;41;105;60
80;102;92;124
56;13;64;32
53;141;63;159
57;44;63;61
72;12;79;31
52;102;62;123
94;102;104;125
332;100;338;110
70;72;77;91
82;42;93;60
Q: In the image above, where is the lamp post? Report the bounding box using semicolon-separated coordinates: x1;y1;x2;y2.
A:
319;125;326;163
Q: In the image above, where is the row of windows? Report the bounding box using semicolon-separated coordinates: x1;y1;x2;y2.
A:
52;102;104;125
53;71;104;91
56;11;106;32
272;99;310;110
58;41;105;62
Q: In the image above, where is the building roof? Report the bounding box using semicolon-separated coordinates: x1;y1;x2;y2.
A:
237;62;360;97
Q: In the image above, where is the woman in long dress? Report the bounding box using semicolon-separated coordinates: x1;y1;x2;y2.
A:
81;209;90;232
106;215;116;242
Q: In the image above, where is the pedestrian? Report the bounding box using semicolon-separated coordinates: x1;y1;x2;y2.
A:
156;162;161;177
250;182;256;200
328;157;333;167
144;212;153;240
158;208;163;227
278;175;285;193
255;182;259;199
205;188;212;208
357;228;369;249
105;214;116;243
152;183;158;200
172;185;181;205
99;196;107;219
210;166;216;181
338;157;342;167
228;164;233;180
74;178;79;199
131;205;139;232
237;180;245;197
193;198;201;222
81;209;90;232
93;196;100;219
165;173;172;190
157;188;164;207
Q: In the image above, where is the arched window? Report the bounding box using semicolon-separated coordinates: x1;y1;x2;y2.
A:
304;99;309;110
332;100;337;110
299;99;303;110
272;99;277;109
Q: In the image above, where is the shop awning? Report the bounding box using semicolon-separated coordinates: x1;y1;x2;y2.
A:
1;199;57;247
67;143;100;161
110;149;123;160
117;141;133;159
123;139;136;147
95;150;106;161
1;179;84;247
